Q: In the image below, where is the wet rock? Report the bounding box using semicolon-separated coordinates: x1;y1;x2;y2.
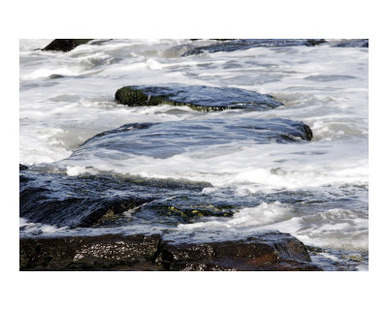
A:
183;39;328;56
20;234;162;271
115;84;283;111
20;232;322;271
20;171;155;228
146;203;234;225
20;170;219;230
42;39;93;52
78;118;313;163
19;164;28;171
156;232;322;271
305;39;327;46
331;39;368;48
49;74;65;79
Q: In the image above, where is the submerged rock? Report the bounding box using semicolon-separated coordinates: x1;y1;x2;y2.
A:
77;118;313;162
42;39;93;52
115;84;283;111
20;232;322;271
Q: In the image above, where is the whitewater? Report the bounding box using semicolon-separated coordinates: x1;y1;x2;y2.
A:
19;39;368;270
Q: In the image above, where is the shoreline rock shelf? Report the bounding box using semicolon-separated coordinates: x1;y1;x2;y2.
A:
20;232;322;271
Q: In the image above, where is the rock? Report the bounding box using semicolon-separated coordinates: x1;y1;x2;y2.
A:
78;118;314;163
20;234;162;271
20;232;322;271
146;203;234;225
20;171;155;228
305;39;327;46
156;232;322;271
42;39;93;52
49;74;65;79
330;39;368;48
19;170;215;230
19;164;28;170
115;84;283;111
183;39;328;56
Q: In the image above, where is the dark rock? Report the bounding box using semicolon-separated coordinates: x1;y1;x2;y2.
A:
20;172;155;228
78;118;314;162
331;39;368;48
183;39;328;56
20;234;162;271
299;123;313;141
115;84;283;111
19;170;216;230
156;232;322;271
305;39;327;46
42;39;93;52
19;164;28;171
145;203;234;225
20;232;322;271
49;74;65;79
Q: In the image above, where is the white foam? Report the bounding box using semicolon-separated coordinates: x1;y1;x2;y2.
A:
20;218;69;236
20;40;368;169
54;139;367;192
178;205;368;251
178;201;292;231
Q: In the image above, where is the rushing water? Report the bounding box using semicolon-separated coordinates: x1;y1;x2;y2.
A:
19;39;368;270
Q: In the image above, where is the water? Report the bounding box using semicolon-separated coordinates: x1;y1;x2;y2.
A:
19;39;368;270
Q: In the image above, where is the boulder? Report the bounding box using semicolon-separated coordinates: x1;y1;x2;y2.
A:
115;84;283;111
42;39;93;52
78;118;314;163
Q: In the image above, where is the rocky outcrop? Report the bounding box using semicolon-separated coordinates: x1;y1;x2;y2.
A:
42;39;93;52
115;84;283;111
20;232;322;271
20;234;162;271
